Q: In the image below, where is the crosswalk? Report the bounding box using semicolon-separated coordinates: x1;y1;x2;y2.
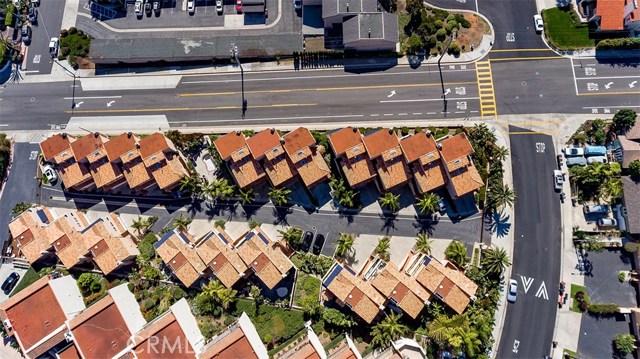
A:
475;60;497;118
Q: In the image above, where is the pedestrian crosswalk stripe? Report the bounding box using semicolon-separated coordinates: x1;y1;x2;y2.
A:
475;60;497;118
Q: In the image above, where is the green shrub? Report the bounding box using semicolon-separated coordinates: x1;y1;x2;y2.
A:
587;303;619;315
455;14;471;28
445;20;458;33
596;38;640;50
415;126;422;133
624;241;640;253
199;320;221;340
436;29;447;41
233;299;305;344
69;27;77;34
618;272;627;282
614;333;635;354
435;19;443;28
214;219;226;229
445;14;455;21
248;219;261;229
448;43;461;55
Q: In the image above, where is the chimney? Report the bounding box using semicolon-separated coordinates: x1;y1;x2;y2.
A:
61;133;67;139
270;128;276;134
352;127;357;133
136;143;141;149
94;132;100;138
426;130;432;137
127;132;133;138
280;137;285;144
437;143;442;150
368;28;371;38
236;130;241;135
388;128;393;135
346;2;349;11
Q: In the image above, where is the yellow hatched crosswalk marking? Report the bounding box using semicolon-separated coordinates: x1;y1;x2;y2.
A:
475;60;497;118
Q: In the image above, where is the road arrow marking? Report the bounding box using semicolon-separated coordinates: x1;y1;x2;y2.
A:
605;82;614;89
107;101;115;107
630;81;638;88
513;340;520;353
75;101;83;108
444;88;451;95
387;91;396;98
535;281;549;300
520;275;534;293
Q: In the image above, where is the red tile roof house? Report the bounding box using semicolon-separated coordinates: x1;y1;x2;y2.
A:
437;133;484;200
362;129;411;192
282;127;332;189
0;275;86;359
588;0;640;35
276;325;327;359
40;133;95;191
139;133;192;192
104;132;156;193
327;127;377;189
246;128;298;188
213;131;267;190
399;132;447;194
197;312;268;359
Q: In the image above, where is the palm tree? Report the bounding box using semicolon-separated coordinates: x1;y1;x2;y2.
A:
470;123;497;145
10;202;33;216
371;313;408;348
416;193;441;215
427;314;467;347
336;233;355;258
268;187;292;206
445;240;468;268
217;287;238;310
379;192;401;212
493;146;509;162
173;213;193;231
374;236;391;261
488;183;516;210
329;177;347;197
481;245;511;276
600;177;623;202
278;227;303;250
415;233;433;255
179;173;204;198
339;189;359;208
238;188;255;205
201;279;226;298
206;179;236;201
131;216;148;236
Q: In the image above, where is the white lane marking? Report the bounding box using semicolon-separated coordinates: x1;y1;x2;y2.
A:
570;58;579;96
630;81;638;88
583;105;640;109
383;114;393;116
63;96;123;100
412;112;422;115
513;340;520;354
380;96;480;103
29;151;38;160
535;281;549;300
22;70;40;74
0;124;9;127
398;113;407;115
169;114;366;124
575;75;640;80
520;276;534;293
75;101;84;108
370;114;379;117
604;82;614;89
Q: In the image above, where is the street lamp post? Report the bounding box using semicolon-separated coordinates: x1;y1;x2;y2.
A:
230;44;247;118
437;30;456;113
52;60;77;110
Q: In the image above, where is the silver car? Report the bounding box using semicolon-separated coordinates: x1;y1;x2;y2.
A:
553;170;563;191
507;279;518;303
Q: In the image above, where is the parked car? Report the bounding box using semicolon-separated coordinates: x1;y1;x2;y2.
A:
188;0;195;13
144;2;151;15
583;204;609;214
553;170;563;191
533;14;543;33
134;0;143;16
216;0;223;14
312;233;325;255
235;0;242;12
300;231;313;252
556;154;563;169
153;1;161;15
437;198;446;214
562;147;584;157
584;145;607;156
21;25;32;44
2;272;20;293
294;0;301;9
48;37;59;58
30;0;39;6
566;156;587;167
507;279;518;303
597;218;617;227
587;156;607;164
28;7;37;24
43;164;58;183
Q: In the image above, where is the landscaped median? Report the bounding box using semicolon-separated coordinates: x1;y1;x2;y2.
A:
542;5;595;50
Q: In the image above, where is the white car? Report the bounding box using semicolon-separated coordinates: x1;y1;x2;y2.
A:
553;170;563;191
533;14;543;33
216;0;223;14
507;279;518;303
49;37;59;57
597;218;617;227
188;0;195;13
562;147;584;157
134;0;143;16
43;165;58;184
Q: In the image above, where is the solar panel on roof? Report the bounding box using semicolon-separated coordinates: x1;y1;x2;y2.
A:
80;219;101;234
178;231;190;244
323;265;343;287
245;232;255;241
345;265;356;275
423;256;432;266
155;230;175;249
202;232;215;242
217;233;228;244
256;232;269;245
36;209;49;223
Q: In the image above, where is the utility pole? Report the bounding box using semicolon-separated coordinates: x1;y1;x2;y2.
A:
230;43;247;119
437;29;457;114
52;60;77;110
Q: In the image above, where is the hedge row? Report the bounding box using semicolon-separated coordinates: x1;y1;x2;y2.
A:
596;38;640;50
587;303;620;315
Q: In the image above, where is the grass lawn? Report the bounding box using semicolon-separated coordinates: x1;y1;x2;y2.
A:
564;348;579;358
293;274;321;306
234;299;305;345
570;283;589;313
543;7;595;50
10;267;39;297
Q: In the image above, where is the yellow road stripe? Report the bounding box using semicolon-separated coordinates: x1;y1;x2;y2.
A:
490;48;553;52
64;103;318;114
578;91;640;96
179;82;478;97
490;56;565;62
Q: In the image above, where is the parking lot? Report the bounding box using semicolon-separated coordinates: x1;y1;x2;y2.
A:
0;261;30;303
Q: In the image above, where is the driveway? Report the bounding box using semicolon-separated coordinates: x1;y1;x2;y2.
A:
0;262;29;303
24;0;65;74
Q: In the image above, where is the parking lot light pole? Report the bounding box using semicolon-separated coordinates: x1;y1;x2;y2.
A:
230;44;247;119
52;60;77;110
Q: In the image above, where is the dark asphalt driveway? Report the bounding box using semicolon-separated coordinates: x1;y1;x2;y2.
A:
24;0;65;74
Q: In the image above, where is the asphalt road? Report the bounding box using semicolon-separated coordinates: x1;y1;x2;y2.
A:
497;126;561;359
24;0;65;75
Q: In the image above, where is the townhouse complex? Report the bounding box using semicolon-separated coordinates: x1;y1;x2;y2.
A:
40;132;190;193
8;206;139;275
155;225;295;290
322;252;478;323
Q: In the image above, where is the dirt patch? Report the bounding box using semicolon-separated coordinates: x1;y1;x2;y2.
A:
304;37;327;52
396;0;406;13
455;13;486;52
76;56;95;70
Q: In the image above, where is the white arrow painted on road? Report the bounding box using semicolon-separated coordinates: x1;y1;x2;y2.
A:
513;340;520;353
444;88;451;96
630;81;638;88
107;101;116;107
605;82;614;89
75;101;83;108
535;281;549;300
520;275;534;294
387;91;396;98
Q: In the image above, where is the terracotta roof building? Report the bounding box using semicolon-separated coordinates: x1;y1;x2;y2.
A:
322;263;386;323
367;261;432;319
327;336;363;359
155;229;208;288
408;254;478;314
236;228;295;290
128;298;205;359
41;133;76;164
591;0;628;31
8;207;139;275
67;284;147;359
327;127;376;188
197;312;268;359
0;275;86;359
362;129;410;191
275;325;327;359
616;120;640;168
139;133;190;191
283;127;332;188
195;227;248;288
214;132;267;190
247;129;297;187
438;133;484;199
400;133;447;194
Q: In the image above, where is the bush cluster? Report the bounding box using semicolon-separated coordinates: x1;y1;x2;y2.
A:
233;299;305;344
575;291;590;311
596;38;640;50
587;303;620;315
58;27;92;69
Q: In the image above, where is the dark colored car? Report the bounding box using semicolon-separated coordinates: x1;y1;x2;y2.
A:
300;231;313;252
21;25;32;44
2;272;20;293
153;1;161;15
144;2;152;16
312;233;324;255
28;7;38;24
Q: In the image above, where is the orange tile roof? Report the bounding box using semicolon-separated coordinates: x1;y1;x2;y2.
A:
58;161;93;189
155;230;206;287
195;230;247;288
90;159;124;189
596;0;626;30
283;128;316;162
139;133;172;160
328;128;364;156
237;229;294;289
149;153;190;190
41;134;75;163
197;326;259;359
400;132;439;163
246;129;281;159
133;312;195;359
370;264;431;319
214;132;248;160
56;344;81;359
0;276;67;356
339;154;376;188
414;257;478;314
412;160;447;194
122;157;154;189
362;129;399;159
294;148;332;188
104;133;138;163
449;162;484;198
329;346;358;359
263;154;297;187
229;158;267;189
325;265;384;323
438;133;474;164
70;133;108;162
375;153;410;191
